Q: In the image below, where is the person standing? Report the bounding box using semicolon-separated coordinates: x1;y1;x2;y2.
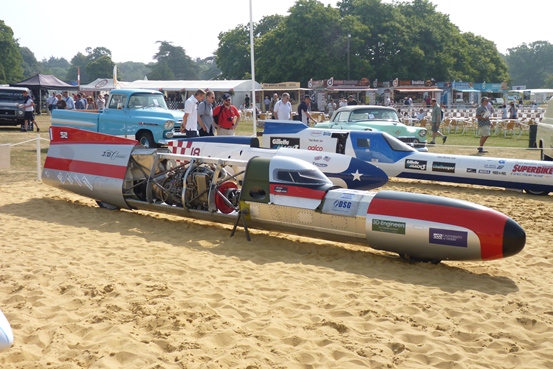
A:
180;89;206;138
22;90;38;132
476;97;492;153
269;93;279;119
62;91;75;110
297;95;315;125
264;95;270;112
96;94;105;111
273;92;292;120
213;93;240;136
46;92;57;115
56;93;66;109
509;102;518;119
326;98;336;117
244;94;250;109
347;95;358;105
429;98;446;144
198;90;215;136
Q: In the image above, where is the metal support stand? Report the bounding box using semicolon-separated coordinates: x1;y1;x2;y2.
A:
230;208;251;241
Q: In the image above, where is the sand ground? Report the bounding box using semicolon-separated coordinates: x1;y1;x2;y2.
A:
0;175;552;368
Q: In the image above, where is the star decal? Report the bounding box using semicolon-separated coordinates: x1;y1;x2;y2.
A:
351;169;363;181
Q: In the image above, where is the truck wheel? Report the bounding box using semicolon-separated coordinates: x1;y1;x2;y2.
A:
138;132;157;148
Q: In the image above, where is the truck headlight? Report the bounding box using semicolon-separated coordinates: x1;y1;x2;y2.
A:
164;120;175;130
419;130;427;137
17;111;24;116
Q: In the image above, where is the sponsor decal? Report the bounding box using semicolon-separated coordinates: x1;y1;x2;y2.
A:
372;219;406;235
314;156;322;160
313;162;328;168
323;156;331;162
309;131;323;137
405;159;427;171
429;228;468;247
340;192;355;200
484;164;505;169
60;131;68;139
478;170;491;174
499;160;506;164
323;132;331;136
307;145;324;151
102;150;128;161
467;168;477;173
333;200;352;209
308;138;323;143
270;137;300;149
273;186;288;194
437;155;455;159
432;161;455;173
512;164;553;175
492;171;506;175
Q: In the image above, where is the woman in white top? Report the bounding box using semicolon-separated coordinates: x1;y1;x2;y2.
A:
273;92;292;120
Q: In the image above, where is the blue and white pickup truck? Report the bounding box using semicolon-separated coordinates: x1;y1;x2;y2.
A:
51;89;183;147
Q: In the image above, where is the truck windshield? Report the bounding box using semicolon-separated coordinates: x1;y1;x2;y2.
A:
127;93;169;110
0;91;25;101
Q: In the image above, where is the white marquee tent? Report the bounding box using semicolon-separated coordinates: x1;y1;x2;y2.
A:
79;78;128;91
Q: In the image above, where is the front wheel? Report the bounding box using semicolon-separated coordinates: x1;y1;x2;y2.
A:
137;132;157;148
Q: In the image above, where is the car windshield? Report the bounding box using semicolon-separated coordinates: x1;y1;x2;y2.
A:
333;108;399;123
127;93;169;109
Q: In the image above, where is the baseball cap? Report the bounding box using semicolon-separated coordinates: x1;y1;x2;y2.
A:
222;93;231;100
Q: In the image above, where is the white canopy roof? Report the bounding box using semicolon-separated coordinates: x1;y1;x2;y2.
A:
124;79;260;92
80;78;128;91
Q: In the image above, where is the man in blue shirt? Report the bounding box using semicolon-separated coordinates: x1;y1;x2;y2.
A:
62;91;75;110
297;95;315;126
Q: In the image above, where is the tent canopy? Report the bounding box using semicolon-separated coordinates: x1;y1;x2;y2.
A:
79;78;128;91
124;79;260;92
10;73;78;90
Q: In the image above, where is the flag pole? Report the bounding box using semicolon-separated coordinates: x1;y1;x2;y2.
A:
249;0;257;136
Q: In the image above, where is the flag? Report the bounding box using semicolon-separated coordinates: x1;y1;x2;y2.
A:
77;66;80;87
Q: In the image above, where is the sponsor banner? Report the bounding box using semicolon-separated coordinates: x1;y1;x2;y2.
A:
270;137;300;149
432;161;455;173
372;219;406;235
511;164;553;177
405;159;427;171
429;228;468;247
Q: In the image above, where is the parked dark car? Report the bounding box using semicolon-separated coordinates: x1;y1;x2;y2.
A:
0;86;29;126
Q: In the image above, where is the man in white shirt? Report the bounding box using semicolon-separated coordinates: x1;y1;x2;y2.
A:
273;92;292;120
180;89;206;137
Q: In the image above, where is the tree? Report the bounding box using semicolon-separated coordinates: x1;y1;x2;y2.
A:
66;52;88;84
19;46;41;78
0;20;24;83
505;41;553;88
40;56;71;81
118;61;151;82
148;60;175;80
153;41;199;79
86;55;116;81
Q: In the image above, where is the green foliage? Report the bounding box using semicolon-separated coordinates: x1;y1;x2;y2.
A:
86;55;116;81
505;41;553;88
215;25;252;80
148;60;175;80
19;46;41;78
118;61;151;82
153;41;199;79
0;20;24;83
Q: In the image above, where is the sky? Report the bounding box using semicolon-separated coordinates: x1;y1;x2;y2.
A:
2;0;551;65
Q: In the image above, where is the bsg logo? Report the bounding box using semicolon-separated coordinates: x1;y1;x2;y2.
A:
333;200;352;209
